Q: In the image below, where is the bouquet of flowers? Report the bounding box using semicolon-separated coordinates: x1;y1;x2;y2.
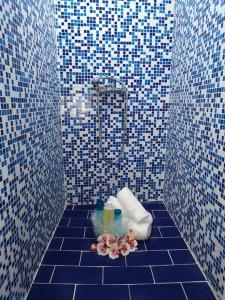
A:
91;229;138;259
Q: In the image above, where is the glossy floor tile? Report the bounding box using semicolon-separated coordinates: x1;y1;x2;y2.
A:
27;202;216;300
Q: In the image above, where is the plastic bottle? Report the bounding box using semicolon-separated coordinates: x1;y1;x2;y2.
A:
94;200;104;236
103;199;114;234
113;209;122;236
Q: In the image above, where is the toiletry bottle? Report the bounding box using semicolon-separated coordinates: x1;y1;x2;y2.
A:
95;200;104;235
114;209;122;236
103;199;114;234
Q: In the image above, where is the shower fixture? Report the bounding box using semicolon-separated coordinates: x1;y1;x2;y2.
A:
92;76;128;165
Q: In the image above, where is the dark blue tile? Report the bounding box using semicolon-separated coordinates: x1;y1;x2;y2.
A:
75;285;130;300
34;266;54;283
63;210;88;218
170;250;195;264
62;238;95;250
182;282;216;300
69;218;92;227
54;227;84;238
159;227;181;237
143;202;166;211
104;267;153;284
66;205;73;210
126;251;172;266
152;265;205;283
145;238;187;250
42;250;80;265
153;218;176;226
85;227;96;238
59;218;70;227
73;204;95;210
136;241;146;251
52;266;102;284
48;238;63;250
81;252;125;266
130;284;186;300
153;211;171;218
151;227;161;237
27;284;74;300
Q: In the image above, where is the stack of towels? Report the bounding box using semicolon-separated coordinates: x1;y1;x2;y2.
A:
108;187;153;240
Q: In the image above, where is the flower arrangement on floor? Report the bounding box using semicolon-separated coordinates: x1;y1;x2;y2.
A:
90;229;138;259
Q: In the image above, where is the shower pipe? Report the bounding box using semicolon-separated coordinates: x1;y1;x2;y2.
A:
91;76;128;165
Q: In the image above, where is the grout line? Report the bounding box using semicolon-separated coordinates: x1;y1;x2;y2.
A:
49;266;56;283
68;218;71;227
87;211;90;219
144;241;147;251
41;263;198;268
83;228;86;238
59;238;64;251
181;283;189;300
44;248;189;253
125;256;127;267
72;285;76;300
102;267;104;285
78;252;82;266
150;267;155;284
128;285;132;300
168;250;174;265
158;228;163;237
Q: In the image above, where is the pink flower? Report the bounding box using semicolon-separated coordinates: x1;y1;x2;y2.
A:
108;246;120;259
90;243;97;251
97;242;109;256
120;242;131;256
106;235;116;247
97;234;108;244
128;239;138;252
117;237;126;249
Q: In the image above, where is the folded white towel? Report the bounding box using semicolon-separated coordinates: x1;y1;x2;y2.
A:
129;218;152;240
107;196;123;211
117;187;150;223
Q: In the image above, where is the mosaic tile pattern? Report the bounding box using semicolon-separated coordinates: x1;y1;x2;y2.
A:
55;0;174;203
0;0;65;299
164;1;225;299
27;203;216;300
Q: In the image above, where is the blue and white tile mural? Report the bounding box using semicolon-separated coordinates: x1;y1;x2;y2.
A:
0;0;64;298
164;1;225;299
55;0;174;204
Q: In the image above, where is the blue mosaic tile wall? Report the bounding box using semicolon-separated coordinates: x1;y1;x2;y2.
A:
0;0;65;299
55;0;174;204
164;1;225;299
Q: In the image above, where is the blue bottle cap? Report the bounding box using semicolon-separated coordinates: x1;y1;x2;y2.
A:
114;209;122;217
96;200;104;210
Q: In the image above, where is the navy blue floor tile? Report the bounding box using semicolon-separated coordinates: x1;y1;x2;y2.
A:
104;266;153;284
59;218;70;227
34;266;54;283
143;202;166;211
136;241;146;251
170;250;195;264
153;211;171;218
153;218;176;226
130;284;186;300
63;210;88;218
54;227;84;238
151;227;161;237
159;227;181;237
75;285;130;300
126;250;172;266
66;205;73;210
182;282;216;300
27;284;75;300
52;266;102;284
42;250;80;265
85;227;96;238
145;237;187;250
62;238;95;250
69;218;92;227
73;204;95;210
48;238;63;250
81;252;126;266
152;265;205;283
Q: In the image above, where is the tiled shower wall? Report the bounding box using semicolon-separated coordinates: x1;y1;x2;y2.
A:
56;0;174;204
164;1;225;299
0;0;64;299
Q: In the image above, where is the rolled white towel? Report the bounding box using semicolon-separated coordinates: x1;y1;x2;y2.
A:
117;187;149;223
129;215;153;240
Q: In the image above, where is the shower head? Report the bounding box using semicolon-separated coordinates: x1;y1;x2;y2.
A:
91;77;101;85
